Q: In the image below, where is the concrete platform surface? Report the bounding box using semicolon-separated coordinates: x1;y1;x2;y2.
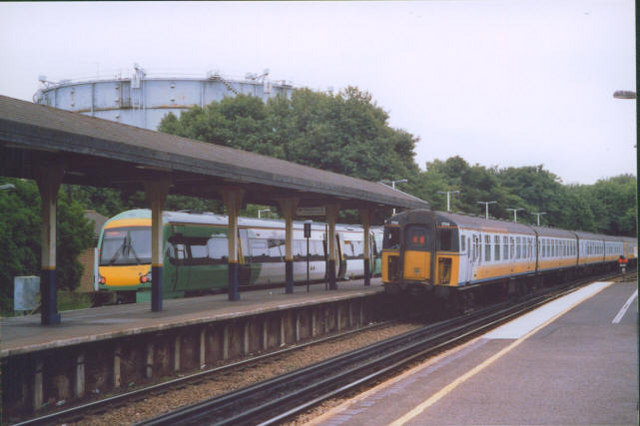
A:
1;278;383;357
312;280;638;426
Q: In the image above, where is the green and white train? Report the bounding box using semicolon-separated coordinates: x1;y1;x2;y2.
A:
97;210;382;303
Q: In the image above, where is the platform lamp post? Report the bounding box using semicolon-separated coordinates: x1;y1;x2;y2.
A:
437;190;459;212
507;208;524;223
531;211;547;226
477;201;497;219
258;208;270;219
379;179;407;215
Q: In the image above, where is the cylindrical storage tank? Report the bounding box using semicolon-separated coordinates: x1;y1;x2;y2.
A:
33;67;294;130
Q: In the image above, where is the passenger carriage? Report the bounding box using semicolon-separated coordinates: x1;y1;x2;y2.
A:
381;209;634;302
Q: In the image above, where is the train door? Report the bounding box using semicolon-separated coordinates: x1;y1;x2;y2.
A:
459;232;472;284
165;226;188;292
470;234;480;280
337;233;347;279
402;224;433;283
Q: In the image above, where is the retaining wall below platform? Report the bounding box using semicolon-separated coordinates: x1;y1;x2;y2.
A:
2;293;393;420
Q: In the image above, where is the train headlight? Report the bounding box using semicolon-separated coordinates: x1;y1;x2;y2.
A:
99;275;106;285
139;271;152;284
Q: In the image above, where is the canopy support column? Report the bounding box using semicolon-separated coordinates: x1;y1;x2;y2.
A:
222;188;244;301
278;198;300;294
326;204;340;290
359;208;372;287
35;165;64;325
144;179;170;312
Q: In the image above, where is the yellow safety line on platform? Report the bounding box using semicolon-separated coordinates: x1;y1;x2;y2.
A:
389;281;614;426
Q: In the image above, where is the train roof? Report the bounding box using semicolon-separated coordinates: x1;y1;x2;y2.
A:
434;211;536;235
528;225;577;239
103;209;370;232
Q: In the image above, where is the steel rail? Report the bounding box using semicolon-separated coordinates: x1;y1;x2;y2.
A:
139;272;627;426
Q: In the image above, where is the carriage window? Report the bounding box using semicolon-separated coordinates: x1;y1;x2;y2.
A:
207;236;229;262
485;235;491;261
494;236;501;261
510;237;515;259
268;239;285;259
407;226;429;250
460;235;466;252
249;239;269;261
383;226;401;249
516;237;521;259
503;236;508;259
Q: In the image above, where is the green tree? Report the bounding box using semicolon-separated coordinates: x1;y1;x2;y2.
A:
0;179;94;313
158;88;420;184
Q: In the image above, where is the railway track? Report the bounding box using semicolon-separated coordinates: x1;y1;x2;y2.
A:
13;320;401;426
139;272;629;426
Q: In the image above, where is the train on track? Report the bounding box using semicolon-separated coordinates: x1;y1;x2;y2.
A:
382;209;637;303
96;209;383;304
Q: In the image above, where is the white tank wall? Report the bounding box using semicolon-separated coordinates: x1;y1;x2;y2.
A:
35;77;294;130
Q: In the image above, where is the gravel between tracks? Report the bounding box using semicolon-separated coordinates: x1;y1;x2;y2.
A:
69;322;422;425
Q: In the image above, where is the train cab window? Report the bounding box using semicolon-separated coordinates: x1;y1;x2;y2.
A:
494;236;501;261
383;227;401;250
407;226;429;250
439;228;454;251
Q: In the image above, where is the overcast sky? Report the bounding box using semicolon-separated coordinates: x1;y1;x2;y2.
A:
0;1;636;184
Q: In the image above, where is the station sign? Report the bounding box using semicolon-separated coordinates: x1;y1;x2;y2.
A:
296;206;326;217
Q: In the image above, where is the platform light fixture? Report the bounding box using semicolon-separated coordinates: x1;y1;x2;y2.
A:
437;190;460;212
507;208;524;223
477;201;497;219
531;211;547;226
379;179;408;215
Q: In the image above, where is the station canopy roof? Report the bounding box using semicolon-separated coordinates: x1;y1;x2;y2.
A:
0;95;428;214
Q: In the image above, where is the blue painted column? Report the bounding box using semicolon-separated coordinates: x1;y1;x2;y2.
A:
223;188;244;301
144;180;170;312
35;165;64;325
326;204;340;290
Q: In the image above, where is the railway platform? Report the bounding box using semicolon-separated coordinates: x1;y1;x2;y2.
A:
2;278;385;420
312;279;638;425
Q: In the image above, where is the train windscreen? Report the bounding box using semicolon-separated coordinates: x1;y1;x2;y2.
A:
100;226;152;266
